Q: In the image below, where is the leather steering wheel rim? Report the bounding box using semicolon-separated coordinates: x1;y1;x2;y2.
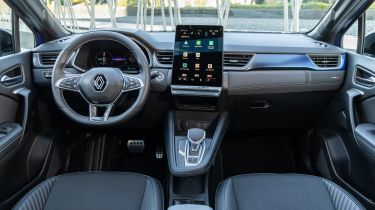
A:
51;31;150;127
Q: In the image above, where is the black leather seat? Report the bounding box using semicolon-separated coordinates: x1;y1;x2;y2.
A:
216;174;364;210
13;172;163;210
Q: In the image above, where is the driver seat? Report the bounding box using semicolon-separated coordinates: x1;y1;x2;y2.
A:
12;172;163;210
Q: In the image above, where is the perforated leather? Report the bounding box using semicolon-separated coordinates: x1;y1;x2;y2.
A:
13;172;163;210
216;174;364;210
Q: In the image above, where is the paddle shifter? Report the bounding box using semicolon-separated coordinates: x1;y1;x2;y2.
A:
178;128;206;166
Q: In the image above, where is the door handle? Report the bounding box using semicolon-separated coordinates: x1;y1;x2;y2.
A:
0;65;23;86
355;66;375;87
0;75;22;86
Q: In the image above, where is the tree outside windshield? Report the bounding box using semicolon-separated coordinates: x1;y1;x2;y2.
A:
43;0;335;32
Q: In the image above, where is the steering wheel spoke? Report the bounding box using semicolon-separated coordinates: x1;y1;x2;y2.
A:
55;74;81;92
122;73;144;93
89;104;113;122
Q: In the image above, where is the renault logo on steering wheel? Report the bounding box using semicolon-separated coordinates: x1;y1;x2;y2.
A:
92;75;107;91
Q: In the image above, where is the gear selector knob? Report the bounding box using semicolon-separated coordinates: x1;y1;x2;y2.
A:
187;128;206;151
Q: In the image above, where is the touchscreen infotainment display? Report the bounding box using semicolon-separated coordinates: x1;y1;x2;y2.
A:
172;25;223;87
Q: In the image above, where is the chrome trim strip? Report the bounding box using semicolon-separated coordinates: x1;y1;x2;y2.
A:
171;85;222;97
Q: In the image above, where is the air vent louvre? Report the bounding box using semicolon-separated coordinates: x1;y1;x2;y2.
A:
309;55;340;68
39;52;60;66
224;53;253;69
156;51;173;65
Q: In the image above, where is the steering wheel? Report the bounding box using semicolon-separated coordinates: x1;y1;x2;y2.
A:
51;31;150;126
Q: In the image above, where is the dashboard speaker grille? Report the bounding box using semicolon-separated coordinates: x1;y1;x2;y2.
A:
156;51;173;65
309;55;340;68
223;53;253;69
39;52;60;66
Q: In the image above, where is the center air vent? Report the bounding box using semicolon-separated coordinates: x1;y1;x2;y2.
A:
156;51;173;65
39;52;60;66
309;55;340;68
224;53;253;70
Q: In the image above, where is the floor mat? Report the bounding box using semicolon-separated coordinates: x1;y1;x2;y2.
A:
221;136;296;178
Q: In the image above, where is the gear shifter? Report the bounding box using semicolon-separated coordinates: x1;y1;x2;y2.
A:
176;128;206;166
187;128;206;151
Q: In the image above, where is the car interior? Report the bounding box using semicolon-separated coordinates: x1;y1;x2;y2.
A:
1;0;375;209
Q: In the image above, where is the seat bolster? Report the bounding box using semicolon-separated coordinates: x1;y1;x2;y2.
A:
322;179;364;210
216;178;238;210
12;177;56;210
140;176;164;210
216;174;366;210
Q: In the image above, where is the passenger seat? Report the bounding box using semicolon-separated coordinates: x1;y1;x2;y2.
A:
216;174;364;210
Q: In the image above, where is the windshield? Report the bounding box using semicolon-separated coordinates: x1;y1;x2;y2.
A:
44;0;336;33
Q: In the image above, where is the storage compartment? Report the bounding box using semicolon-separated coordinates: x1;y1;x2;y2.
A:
232;91;335;130
174;111;220;137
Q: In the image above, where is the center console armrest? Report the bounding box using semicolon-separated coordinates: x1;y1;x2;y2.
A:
168;204;213;210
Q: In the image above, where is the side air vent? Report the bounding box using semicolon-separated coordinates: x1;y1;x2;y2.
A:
224;53;253;70
156;51;173;65
39;52;60;66
309;55;340;68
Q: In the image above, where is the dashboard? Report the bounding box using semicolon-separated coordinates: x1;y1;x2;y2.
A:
31;29;347;130
32;30;346;96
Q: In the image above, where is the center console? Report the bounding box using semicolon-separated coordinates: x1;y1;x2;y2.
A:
165;25;229;207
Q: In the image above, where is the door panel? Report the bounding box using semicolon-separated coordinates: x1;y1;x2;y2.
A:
0;51;35;208
313;51;375;209
0;95;18;124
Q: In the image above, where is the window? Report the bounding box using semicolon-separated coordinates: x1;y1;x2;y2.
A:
342;2;375;57
0;0;34;57
45;0;337;33
19;19;34;51
0;0;13;56
342;21;358;52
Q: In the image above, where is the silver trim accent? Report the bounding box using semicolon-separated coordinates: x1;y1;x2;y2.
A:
307;54;343;70
178;140;206;167
171;85;222;97
223;52;255;71
89;104;113;122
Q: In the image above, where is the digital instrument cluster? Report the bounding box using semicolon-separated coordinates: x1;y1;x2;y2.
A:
91;50;139;71
73;40;143;73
